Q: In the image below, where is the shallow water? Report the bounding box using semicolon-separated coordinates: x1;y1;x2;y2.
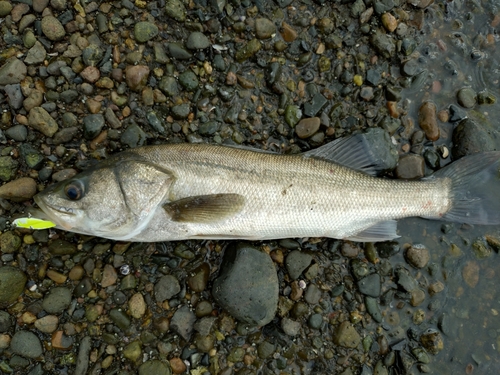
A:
387;0;500;372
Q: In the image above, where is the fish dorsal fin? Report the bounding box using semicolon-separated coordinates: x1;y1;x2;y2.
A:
164;194;245;223
114;161;175;218
346;220;399;242
303;135;388;176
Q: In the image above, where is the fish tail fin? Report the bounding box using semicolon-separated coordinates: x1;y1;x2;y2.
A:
430;151;500;225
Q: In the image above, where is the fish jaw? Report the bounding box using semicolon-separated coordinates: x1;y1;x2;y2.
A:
33;193;82;231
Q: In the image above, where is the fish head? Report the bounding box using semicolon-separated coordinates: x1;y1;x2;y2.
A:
34;158;175;240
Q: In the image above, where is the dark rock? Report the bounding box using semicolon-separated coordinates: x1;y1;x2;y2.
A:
212;243;278;326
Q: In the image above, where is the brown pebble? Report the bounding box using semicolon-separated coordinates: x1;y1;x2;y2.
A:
34;315;59;333
170;357;187;374
428;281;445;296
405;244;430;268
100;264;117;288
90;130;108;150
381;13;397;32
0;177;37;202
11;3;30;22
68;265;85;280
437;109;449;123
226;71;237;85
125;65;149;92
295;117;320;139
410;288;425;306
280;22;298;42
80;66;100;83
22;311;37;324
290;280;303;301
129;293;146;319
418;101;439;141
47;269;68;284
387;101;399;118
0;334;11;350
86;98;102;114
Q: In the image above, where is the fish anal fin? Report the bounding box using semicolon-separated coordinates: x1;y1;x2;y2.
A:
164;194;245;223
303;132;397;176
345;220;399;242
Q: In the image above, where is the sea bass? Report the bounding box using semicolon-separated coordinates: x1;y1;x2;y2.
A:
33;136;500;242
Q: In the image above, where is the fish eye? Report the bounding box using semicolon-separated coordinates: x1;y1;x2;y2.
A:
64;180;85;200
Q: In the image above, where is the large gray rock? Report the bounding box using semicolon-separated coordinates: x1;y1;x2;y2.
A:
212;243;278;326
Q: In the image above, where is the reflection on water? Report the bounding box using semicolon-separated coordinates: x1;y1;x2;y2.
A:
397;216;500;374
388;0;500;371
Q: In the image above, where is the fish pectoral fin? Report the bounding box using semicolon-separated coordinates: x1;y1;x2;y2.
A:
345;220;399;242
303;134;393;176
164;194;245;223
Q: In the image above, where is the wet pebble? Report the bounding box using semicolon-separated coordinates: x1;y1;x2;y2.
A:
41;15;66;41
0;267;26;306
0;177;36;201
10;331;43;358
333;321;361;348
212;243;278;326
395;154;425;179
0;58;27;85
452;117;496;158
405;244;430;268
295;117;320;138
420;329;444;355
186;31;210;49
457;87;476;108
134;21;159;43
285;250;313;280
42;287;72;314
357;273;381;297
4;84;23;110
418;102;439;141
34;315;59;333
125;65;150;92
171;305;196;340
28;107;58;137
155;275;180;302
281;317;301;336
255;18;276;39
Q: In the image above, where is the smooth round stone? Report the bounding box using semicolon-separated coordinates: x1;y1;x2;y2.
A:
255;18;275;39
295;117;320;138
186;31;210;49
0;267;26;306
405;244;430;268
134;21;159;43
11;331;43;358
212;243;279;326
457;87;476;108
178;70;198;91
41;15;65;41
42;287;72;314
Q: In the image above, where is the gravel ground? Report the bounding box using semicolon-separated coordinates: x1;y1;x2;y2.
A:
0;0;499;374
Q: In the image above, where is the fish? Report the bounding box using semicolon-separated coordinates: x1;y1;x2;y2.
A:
32;135;500;242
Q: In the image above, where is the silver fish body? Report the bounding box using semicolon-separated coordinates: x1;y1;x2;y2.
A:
33;140;500;242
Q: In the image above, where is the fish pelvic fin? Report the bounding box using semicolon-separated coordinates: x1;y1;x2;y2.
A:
164;194;245;223
426;151;500;225
345;220;399;242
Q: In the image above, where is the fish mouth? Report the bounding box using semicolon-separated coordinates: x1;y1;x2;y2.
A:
33;195;76;230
